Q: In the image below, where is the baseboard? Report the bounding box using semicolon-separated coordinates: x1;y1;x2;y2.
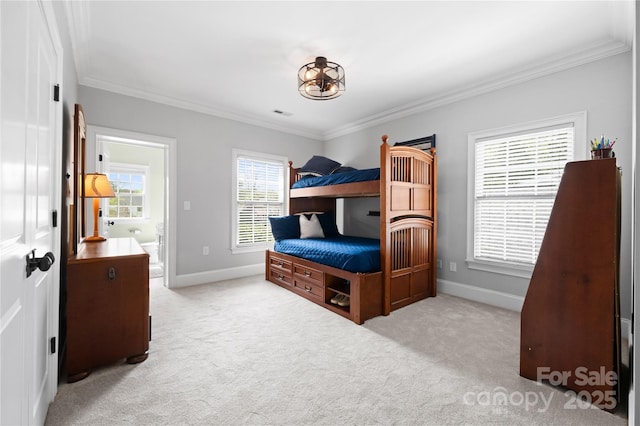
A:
437;279;525;312
438;280;633;338
172;263;264;288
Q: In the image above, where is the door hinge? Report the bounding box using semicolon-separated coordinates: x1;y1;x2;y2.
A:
99;154;103;162
52;210;58;228
50;337;56;354
53;84;60;102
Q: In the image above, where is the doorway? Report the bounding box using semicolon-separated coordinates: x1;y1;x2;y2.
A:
87;126;176;288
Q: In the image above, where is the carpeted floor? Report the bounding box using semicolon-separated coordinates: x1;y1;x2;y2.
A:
45;275;628;425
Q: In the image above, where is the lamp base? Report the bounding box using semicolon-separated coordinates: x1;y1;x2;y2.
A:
83;235;107;243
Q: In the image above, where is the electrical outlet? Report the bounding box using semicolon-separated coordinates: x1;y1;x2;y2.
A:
202;246;209;255
437;259;442;270
184;201;191;211
449;261;457;272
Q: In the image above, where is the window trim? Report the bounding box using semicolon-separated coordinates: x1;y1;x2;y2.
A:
466;111;587;278
231;149;288;254
107;162;151;223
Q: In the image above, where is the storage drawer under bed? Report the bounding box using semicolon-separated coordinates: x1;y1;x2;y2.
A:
269;269;292;286
269;255;292;274
293;263;323;285
293;278;323;300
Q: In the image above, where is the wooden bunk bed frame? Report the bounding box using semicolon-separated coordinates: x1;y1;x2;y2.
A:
265;135;437;324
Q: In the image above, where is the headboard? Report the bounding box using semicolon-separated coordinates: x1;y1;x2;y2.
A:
393;134;436;152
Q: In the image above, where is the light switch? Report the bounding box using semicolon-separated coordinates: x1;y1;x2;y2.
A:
184;201;191;211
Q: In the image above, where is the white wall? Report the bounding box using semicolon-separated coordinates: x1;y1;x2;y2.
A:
79;87;323;277
325;52;633;320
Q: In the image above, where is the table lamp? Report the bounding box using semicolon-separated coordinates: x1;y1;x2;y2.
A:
83;173;115;242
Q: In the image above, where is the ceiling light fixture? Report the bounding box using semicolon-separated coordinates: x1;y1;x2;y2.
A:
298;56;345;100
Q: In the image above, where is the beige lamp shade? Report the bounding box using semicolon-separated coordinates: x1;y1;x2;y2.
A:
82;173;115;242
84;173;115;198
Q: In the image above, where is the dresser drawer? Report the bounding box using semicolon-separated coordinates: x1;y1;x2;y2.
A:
294;279;323;300
270;269;293;286
293;264;323;285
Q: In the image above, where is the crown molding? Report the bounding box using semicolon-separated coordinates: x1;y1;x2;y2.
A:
80;77;325;141
324;38;631;141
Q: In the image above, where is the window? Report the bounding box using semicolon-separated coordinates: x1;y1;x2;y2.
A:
232;149;287;253
107;163;150;220
467;112;586;277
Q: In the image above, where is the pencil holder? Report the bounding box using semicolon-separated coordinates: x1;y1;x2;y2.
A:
591;148;613;160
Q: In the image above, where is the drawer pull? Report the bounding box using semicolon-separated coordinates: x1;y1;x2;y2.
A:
304;270;311;277
304;285;312;292
108;267;116;281
277;274;285;281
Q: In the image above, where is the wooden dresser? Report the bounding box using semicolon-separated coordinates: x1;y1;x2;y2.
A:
66;238;150;383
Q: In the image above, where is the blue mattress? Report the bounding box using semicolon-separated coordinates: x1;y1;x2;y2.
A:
292;168;380;189
274;236;381;273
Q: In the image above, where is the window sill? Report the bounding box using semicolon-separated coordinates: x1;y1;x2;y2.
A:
110;218;151;224
466;258;533;279
231;244;273;255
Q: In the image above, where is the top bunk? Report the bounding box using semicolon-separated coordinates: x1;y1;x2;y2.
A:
288;134;436;200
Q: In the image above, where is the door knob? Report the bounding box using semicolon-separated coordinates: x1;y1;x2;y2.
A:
26;250;55;277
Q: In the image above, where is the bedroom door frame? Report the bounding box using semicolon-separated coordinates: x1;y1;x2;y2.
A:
87;125;177;288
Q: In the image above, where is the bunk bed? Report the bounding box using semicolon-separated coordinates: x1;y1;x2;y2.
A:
265;135;437;324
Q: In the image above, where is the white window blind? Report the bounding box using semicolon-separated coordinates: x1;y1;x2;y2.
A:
473;124;574;266
235;154;285;247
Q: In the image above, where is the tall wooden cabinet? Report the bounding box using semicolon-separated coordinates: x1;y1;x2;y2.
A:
66;238;150;383
520;158;621;411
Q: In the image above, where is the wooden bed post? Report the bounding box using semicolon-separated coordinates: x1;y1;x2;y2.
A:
431;147;438;297
380;135;392;315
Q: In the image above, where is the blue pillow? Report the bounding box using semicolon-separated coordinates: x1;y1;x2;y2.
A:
331;166;357;174
268;215;300;241
299;155;341;176
316;212;340;236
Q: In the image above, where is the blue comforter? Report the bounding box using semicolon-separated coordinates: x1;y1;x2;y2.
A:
274;236;381;273
292;168;380;189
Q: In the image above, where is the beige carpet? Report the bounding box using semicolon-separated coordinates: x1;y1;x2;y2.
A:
45;275;627;425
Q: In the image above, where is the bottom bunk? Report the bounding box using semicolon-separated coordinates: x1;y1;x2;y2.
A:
265;249;383;325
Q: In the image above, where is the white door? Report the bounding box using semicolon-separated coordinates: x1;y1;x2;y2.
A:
1;1;61;424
